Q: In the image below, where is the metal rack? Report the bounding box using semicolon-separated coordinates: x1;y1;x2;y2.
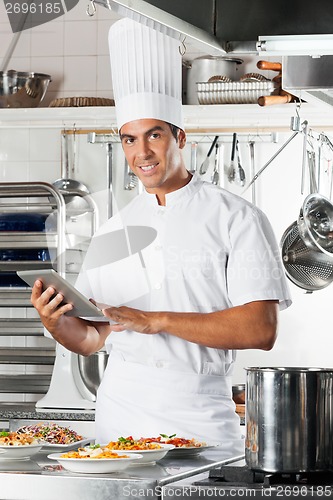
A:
0;183;66;401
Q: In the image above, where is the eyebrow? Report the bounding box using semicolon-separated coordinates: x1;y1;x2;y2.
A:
120;126;165;141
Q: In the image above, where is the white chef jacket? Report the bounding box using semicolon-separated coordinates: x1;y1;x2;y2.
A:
76;173;291;453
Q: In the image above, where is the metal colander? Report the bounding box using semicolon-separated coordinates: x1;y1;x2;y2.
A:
298;193;333;256
281;221;333;291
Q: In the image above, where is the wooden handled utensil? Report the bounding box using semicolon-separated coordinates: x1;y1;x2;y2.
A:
227;133;237;183
199;135;219;175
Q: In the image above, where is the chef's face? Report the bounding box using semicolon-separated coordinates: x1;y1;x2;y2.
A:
120;118;188;203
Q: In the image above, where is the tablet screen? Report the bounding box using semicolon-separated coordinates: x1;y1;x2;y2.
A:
17;269;106;318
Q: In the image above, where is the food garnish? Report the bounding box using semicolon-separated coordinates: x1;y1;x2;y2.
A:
16;423;83;445
106;436;162;451
138;434;206;448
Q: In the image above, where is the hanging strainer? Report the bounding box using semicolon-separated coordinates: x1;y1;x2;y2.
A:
281;221;333;291
298;193;333;256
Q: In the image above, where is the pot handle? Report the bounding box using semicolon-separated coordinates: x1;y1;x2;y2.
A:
257;60;282;72
258;93;293;106
182;60;192;69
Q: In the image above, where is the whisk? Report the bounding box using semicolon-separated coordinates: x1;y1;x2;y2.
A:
124;159;138;190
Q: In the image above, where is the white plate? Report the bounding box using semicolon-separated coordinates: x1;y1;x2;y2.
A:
0;443;43;460
41;438;93;452
165;444;218;457
106;443;175;464
47;452;143;474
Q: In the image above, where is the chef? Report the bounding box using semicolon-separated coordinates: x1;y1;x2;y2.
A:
31;18;291;456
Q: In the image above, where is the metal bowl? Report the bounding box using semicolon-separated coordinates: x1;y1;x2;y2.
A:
77;351;109;397
0;70;51;108
232;384;245;404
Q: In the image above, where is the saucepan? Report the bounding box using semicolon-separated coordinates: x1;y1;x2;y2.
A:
245;367;333;473
185;56;243;104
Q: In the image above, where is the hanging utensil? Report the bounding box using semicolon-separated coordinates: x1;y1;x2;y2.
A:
124;158;137;190
307;149;318;194
190;141;198;174
53;130;90;213
281;220;333;292
211;143;220;185
301;121;309;195
227;133;237;183
280;127;333;292
317;133;325;194
87;131;116;220
199;135;219;175
248;141;256;204
298;193;333;256
106;142;113;218
235;139;246;187
54;130;89;195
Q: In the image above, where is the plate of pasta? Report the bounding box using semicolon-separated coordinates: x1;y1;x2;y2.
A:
104;436;174;464
48;446;142;473
0;432;43;460
138;435;217;457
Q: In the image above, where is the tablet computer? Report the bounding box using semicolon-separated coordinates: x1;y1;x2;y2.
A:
17;269;105;318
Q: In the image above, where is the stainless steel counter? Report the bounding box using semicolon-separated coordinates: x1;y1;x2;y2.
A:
0;448;243;500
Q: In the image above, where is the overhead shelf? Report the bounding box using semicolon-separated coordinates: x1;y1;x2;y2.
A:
0;104;332;132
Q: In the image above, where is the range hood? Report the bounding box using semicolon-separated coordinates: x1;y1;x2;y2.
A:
93;0;227;55
94;0;333;106
94;0;333;55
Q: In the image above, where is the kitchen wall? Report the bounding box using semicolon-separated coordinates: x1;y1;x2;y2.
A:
0;1;119;105
0;1;333;398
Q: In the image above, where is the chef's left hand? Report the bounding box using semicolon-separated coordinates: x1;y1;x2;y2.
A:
103;306;162;334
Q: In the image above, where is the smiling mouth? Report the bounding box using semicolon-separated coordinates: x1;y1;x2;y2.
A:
138;163;158;173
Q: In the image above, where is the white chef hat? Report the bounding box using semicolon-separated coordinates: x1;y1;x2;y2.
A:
109;18;184;131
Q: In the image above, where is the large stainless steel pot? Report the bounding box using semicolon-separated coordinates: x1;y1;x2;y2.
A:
186;56;243;104
245;367;333;473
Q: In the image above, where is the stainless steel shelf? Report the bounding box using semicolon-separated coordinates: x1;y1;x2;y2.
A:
0;348;55;365
0;319;44;336
0;374;52;393
0;289;34;307
0;232;57;249
0;262;52;271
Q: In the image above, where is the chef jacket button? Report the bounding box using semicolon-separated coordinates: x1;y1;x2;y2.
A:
157;209;165;216
154;283;162;290
156;360;164;368
155;245;162;251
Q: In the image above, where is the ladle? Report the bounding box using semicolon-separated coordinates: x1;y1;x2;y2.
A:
53;130;90;212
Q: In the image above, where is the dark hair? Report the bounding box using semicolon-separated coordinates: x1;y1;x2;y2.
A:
167;122;180;142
